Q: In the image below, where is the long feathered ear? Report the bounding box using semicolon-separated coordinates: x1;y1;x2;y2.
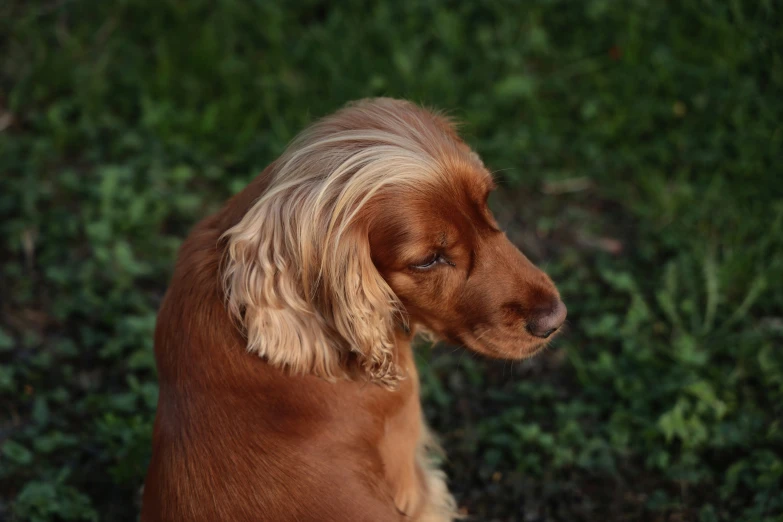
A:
318;225;402;386
221;187;404;388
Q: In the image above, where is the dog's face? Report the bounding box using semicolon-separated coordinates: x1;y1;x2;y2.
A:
369;166;566;359
223;98;565;385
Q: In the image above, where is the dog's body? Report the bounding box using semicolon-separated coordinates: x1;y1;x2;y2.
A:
142;99;565;521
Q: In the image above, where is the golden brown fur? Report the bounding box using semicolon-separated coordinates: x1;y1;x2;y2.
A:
142;98;565;521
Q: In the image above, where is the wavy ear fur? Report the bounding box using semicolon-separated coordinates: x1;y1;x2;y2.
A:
222;210;401;387
319;226;401;384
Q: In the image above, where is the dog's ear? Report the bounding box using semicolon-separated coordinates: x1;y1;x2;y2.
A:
318;225;402;387
222;194;404;388
222;200;343;381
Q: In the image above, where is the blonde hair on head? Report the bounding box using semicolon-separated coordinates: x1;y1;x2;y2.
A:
221;98;471;388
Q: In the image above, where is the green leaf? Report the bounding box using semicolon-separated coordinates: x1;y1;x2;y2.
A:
3;440;33;465
0;328;14;351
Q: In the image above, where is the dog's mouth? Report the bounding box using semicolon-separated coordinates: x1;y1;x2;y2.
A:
456;328;557;360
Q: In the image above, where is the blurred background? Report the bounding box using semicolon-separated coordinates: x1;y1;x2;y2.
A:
1;1;782;521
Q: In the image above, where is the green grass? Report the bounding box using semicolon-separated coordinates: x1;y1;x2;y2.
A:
2;1;782;520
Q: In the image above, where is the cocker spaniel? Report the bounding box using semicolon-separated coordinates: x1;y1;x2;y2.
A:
142;98;566;522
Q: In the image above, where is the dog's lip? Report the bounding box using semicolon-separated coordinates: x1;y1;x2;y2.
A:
461;330;552;359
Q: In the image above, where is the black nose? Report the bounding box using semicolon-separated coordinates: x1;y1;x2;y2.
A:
526;300;567;338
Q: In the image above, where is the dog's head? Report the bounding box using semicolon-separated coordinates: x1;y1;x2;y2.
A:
222;98;565;388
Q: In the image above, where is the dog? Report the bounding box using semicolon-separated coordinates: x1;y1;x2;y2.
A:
141;98;566;522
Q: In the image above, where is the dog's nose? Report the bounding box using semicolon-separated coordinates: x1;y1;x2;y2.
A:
526;300;567;338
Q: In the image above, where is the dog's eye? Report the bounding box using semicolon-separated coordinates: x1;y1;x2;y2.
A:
411;254;454;270
411;254;440;270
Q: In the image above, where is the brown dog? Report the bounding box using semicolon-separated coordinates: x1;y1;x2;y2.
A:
141;98;565;522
